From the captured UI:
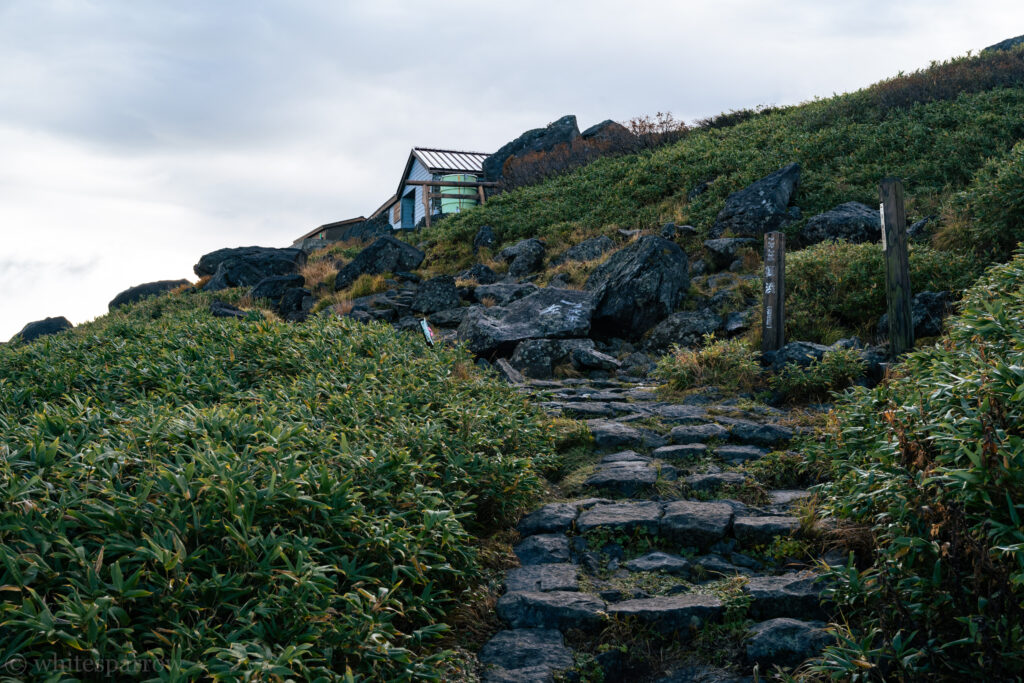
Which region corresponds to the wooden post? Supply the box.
[762,231,785,354]
[478,185,486,204]
[422,187,431,229]
[879,177,913,357]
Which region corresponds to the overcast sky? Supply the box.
[1,1,1021,339]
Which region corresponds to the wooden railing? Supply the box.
[402,179,499,228]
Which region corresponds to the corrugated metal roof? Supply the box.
[412,147,490,174]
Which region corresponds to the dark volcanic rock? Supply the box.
[703,238,757,271]
[411,275,460,314]
[587,419,667,450]
[800,201,881,246]
[710,163,801,238]
[517,503,580,536]
[514,534,572,565]
[479,629,573,673]
[200,247,308,292]
[746,618,833,668]
[458,263,499,285]
[510,338,595,379]
[10,316,73,343]
[580,119,636,147]
[484,115,580,181]
[500,238,546,278]
[277,288,313,322]
[607,594,723,636]
[334,237,425,290]
[474,225,497,253]
[660,501,734,548]
[109,279,190,311]
[585,235,689,336]
[644,310,722,351]
[733,516,800,545]
[250,274,305,302]
[475,282,539,305]
[427,307,468,328]
[194,246,307,278]
[576,501,663,534]
[763,341,832,372]
[744,572,828,620]
[624,552,692,576]
[554,235,615,265]
[505,564,579,593]
[878,290,953,340]
[496,591,605,631]
[210,300,247,319]
[457,288,595,356]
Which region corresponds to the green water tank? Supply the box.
[439,174,478,214]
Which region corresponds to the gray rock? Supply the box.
[607,594,723,635]
[576,501,663,534]
[744,572,827,620]
[768,490,811,506]
[457,288,595,356]
[670,423,729,444]
[484,114,580,181]
[686,472,747,491]
[690,554,753,579]
[483,665,555,683]
[571,346,621,371]
[250,274,305,302]
[745,618,833,668]
[496,591,605,631]
[427,307,469,328]
[475,282,539,305]
[580,119,636,146]
[624,552,691,576]
[660,501,734,548]
[733,516,800,545]
[907,215,937,242]
[210,300,247,319]
[555,235,615,265]
[500,238,546,278]
[703,238,757,271]
[334,237,424,290]
[511,338,595,379]
[410,275,460,314]
[505,564,579,593]
[801,201,881,246]
[457,263,499,285]
[600,450,649,463]
[473,225,497,253]
[514,534,572,565]
[878,290,953,340]
[655,665,753,683]
[584,461,676,496]
[109,279,190,311]
[585,235,689,337]
[644,310,723,351]
[620,352,656,377]
[194,245,306,278]
[278,287,313,322]
[653,443,709,461]
[715,444,769,464]
[495,358,526,385]
[548,273,571,288]
[10,316,73,343]
[479,629,573,673]
[517,503,579,536]
[763,341,832,372]
[724,310,752,335]
[710,163,801,238]
[724,420,793,447]
[587,419,667,450]
[651,404,709,423]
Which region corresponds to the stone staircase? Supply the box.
[476,377,835,682]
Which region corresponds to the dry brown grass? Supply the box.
[348,273,391,298]
[449,360,476,381]
[195,275,211,289]
[300,259,338,297]
[169,281,194,295]
[479,296,497,308]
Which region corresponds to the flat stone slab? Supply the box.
[517,503,579,536]
[624,551,691,576]
[744,571,828,620]
[505,564,580,593]
[601,450,650,463]
[746,618,833,668]
[769,489,812,506]
[548,401,615,418]
[479,628,574,672]
[733,516,800,545]
[715,444,769,463]
[670,423,729,444]
[649,404,709,423]
[686,472,747,491]
[652,443,708,461]
[607,594,723,635]
[576,501,663,534]
[585,460,677,496]
[515,534,571,565]
[661,501,734,548]
[690,554,755,579]
[721,418,793,446]
[497,591,606,631]
[484,665,556,683]
[587,419,667,450]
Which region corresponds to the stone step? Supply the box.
[745,618,833,669]
[583,451,677,496]
[479,628,574,683]
[744,571,830,620]
[587,419,668,450]
[606,593,723,636]
[496,591,606,631]
[669,420,793,448]
[505,564,580,593]
[514,534,572,565]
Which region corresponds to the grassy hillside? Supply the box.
[804,248,1024,680]
[0,292,553,680]
[421,47,1024,283]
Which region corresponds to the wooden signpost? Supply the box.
[879,177,914,357]
[762,231,785,354]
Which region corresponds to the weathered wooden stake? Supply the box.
[879,177,914,357]
[762,231,785,354]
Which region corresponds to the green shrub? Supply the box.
[939,140,1024,263]
[785,241,981,343]
[0,297,550,680]
[770,347,866,403]
[653,335,760,394]
[806,249,1024,679]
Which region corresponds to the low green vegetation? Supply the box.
[0,292,553,680]
[654,335,760,395]
[769,347,866,403]
[806,249,1024,680]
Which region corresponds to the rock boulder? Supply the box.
[484,115,580,181]
[334,237,425,290]
[457,288,595,356]
[710,163,801,238]
[109,280,190,311]
[800,201,881,246]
